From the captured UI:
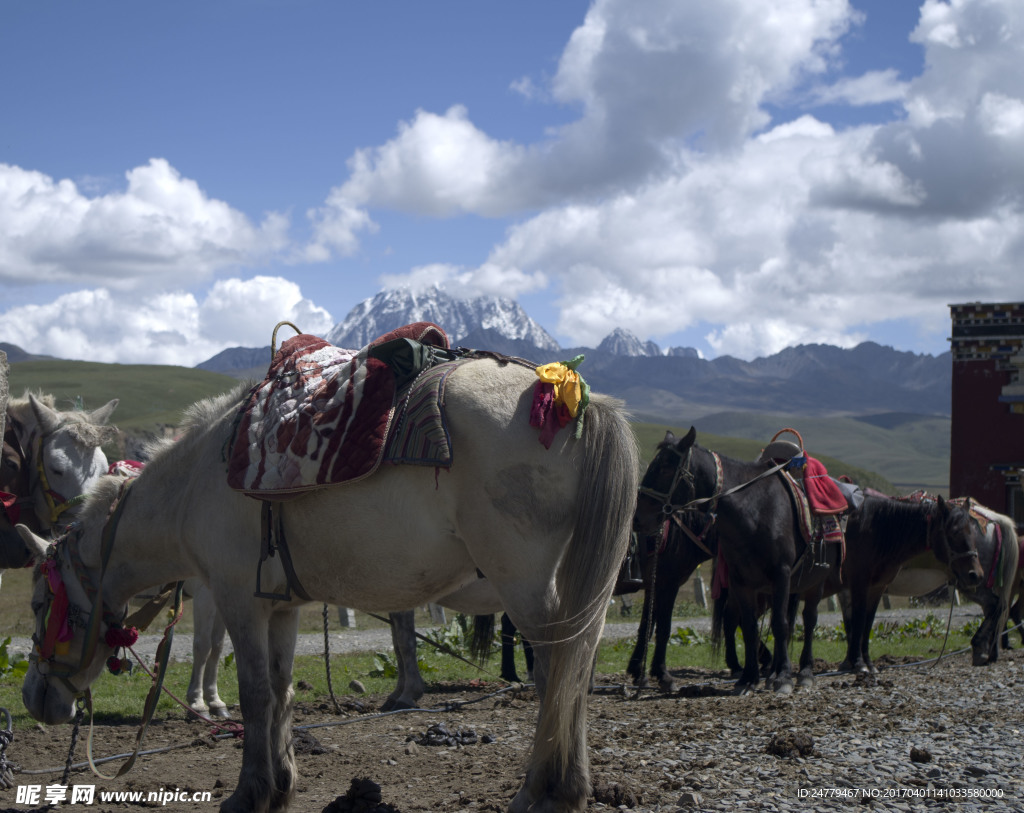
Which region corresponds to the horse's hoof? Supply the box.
[210,705,232,719]
[658,677,678,693]
[732,682,755,697]
[797,671,815,689]
[774,681,794,696]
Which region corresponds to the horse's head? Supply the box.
[9,394,119,530]
[929,496,984,592]
[634,426,698,537]
[17,521,128,725]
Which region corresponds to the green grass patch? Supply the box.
[0,616,981,731]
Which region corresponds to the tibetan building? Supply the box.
[949,301,1024,530]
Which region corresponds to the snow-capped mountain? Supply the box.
[326,286,560,352]
[597,328,662,357]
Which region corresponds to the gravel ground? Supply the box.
[7,602,1024,812]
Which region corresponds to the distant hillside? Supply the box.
[0,342,56,363]
[196,346,271,381]
[676,411,950,493]
[8,360,238,436]
[632,423,896,494]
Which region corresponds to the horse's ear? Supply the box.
[29,393,61,436]
[678,426,697,451]
[662,430,676,445]
[89,399,119,426]
[14,523,49,564]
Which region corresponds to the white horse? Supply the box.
[18,359,639,813]
[0,393,117,579]
[7,392,118,532]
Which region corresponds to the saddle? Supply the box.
[758,428,851,591]
[226,322,455,499]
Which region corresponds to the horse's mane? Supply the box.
[8,389,118,447]
[859,494,937,544]
[78,384,252,525]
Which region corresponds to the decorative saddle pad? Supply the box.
[781,470,846,545]
[227,322,449,498]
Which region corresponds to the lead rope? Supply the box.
[931,589,957,668]
[322,603,341,714]
[61,701,85,786]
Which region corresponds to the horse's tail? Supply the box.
[529,396,639,793]
[468,614,496,663]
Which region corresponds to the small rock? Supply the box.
[592,781,639,808]
[296,679,314,691]
[321,777,399,813]
[349,680,367,694]
[766,731,814,758]
[677,790,702,806]
[910,747,932,763]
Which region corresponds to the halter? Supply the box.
[637,443,697,517]
[32,434,89,527]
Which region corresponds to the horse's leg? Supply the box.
[381,610,424,711]
[192,584,230,718]
[858,589,885,674]
[650,579,683,691]
[767,568,794,695]
[733,587,761,695]
[839,584,870,673]
[187,594,212,716]
[797,586,823,688]
[217,603,278,813]
[522,634,535,681]
[721,593,743,679]
[500,613,523,682]
[267,608,299,813]
[967,589,999,666]
[626,593,653,686]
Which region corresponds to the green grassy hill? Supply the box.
[8,360,240,433]
[631,422,896,494]
[686,411,948,493]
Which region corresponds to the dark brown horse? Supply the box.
[719,491,986,680]
[635,427,834,694]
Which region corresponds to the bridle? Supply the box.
[927,499,981,570]
[8,414,90,528]
[30,478,140,691]
[33,434,90,527]
[31,527,122,696]
[29,477,185,780]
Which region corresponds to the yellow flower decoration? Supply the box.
[535,355,590,437]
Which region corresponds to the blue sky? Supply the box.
[1,0,1022,365]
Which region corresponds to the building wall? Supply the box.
[949,302,1024,528]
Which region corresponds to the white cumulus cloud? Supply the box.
[0,159,289,287]
[0,277,333,366]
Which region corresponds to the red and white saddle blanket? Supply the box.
[226,322,450,499]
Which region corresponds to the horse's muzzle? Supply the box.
[958,570,983,591]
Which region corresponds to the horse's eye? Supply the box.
[50,468,65,477]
